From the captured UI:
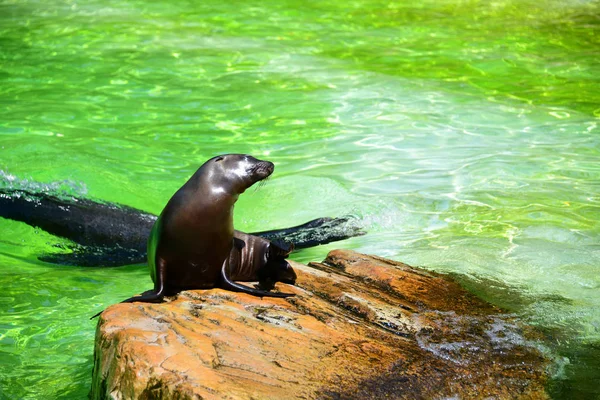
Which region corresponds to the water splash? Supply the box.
[0,170,88,199]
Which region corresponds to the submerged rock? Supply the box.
[90,250,550,399]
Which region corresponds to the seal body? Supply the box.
[107,154,295,310]
[223,231,296,294]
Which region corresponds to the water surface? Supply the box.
[1,0,599,398]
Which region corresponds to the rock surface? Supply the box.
[90,250,550,399]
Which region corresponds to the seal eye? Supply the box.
[214,156,224,162]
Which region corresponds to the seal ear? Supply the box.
[268,240,294,259]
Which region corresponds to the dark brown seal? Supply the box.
[91,154,295,318]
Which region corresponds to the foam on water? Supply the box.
[0,170,88,198]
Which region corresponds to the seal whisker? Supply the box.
[261,175,271,186]
[254,177,268,192]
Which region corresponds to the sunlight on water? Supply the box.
[1,0,599,398]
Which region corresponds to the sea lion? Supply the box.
[91,154,295,318]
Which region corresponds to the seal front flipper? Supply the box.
[90,258,167,319]
[89,290,165,320]
[220,260,295,298]
[121,255,168,304]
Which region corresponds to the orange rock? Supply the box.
[90,250,549,399]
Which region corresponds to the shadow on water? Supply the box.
[448,272,574,312]
[54,355,95,400]
[449,273,600,399]
[547,342,600,400]
[0,354,93,400]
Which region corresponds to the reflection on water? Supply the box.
[1,0,599,398]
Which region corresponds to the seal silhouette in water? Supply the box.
[0,186,363,267]
[91,154,295,318]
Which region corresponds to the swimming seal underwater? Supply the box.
[0,188,362,267]
[90,154,298,318]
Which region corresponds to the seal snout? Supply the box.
[252,161,274,181]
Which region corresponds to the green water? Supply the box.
[1,0,599,398]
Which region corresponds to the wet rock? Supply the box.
[90,250,550,399]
